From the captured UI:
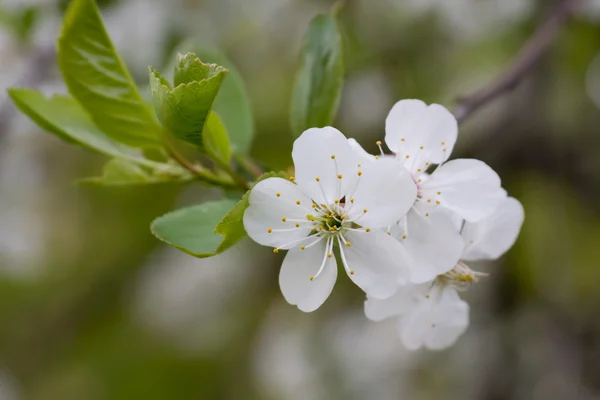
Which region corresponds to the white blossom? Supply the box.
[365,196,525,350]
[243,127,418,312]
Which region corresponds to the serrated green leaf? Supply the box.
[150,53,227,147]
[151,199,239,258]
[202,111,231,166]
[79,158,192,186]
[191,46,255,154]
[8,88,141,160]
[58,0,162,147]
[290,11,344,138]
[214,171,288,253]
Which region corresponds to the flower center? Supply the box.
[435,260,488,291]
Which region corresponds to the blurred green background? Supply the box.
[1,0,600,399]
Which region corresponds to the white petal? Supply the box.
[243,178,314,249]
[421,159,505,222]
[346,157,417,228]
[279,239,337,312]
[348,138,378,164]
[292,127,359,205]
[397,285,469,350]
[385,99,457,174]
[341,229,412,299]
[364,284,419,322]
[392,208,464,283]
[461,196,525,261]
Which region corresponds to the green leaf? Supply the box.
[58,0,162,147]
[150,53,227,147]
[290,11,345,138]
[151,199,239,258]
[8,88,140,160]
[80,159,192,186]
[214,171,288,253]
[202,111,231,166]
[191,46,255,154]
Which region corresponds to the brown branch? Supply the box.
[453,0,580,124]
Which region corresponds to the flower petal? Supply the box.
[392,208,464,283]
[421,159,505,222]
[385,99,457,174]
[346,157,417,228]
[341,229,412,298]
[279,238,338,312]
[243,178,314,249]
[364,284,419,322]
[461,196,525,261]
[397,285,469,350]
[348,138,378,164]
[292,127,359,205]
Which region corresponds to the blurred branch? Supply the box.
[453,0,580,124]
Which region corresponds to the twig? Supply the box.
[453,0,580,124]
[233,152,263,179]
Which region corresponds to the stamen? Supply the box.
[336,236,354,276]
[337,174,342,179]
[289,176,295,182]
[296,200,301,205]
[357,171,362,176]
[376,140,384,156]
[276,192,281,197]
[273,248,278,253]
[267,228,272,233]
[331,155,336,159]
[402,235,407,239]
[310,237,333,281]
[281,217,287,222]
[366,228,371,232]
[315,177,320,182]
[295,223,300,228]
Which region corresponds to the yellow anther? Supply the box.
[420,146,424,150]
[337,174,343,179]
[301,245,306,250]
[282,217,287,222]
[276,192,281,197]
[376,140,382,146]
[357,164,361,167]
[418,179,422,183]
[425,213,429,217]
[375,155,380,159]
[312,203,317,208]
[366,228,371,232]
[289,176,295,182]
[273,248,279,253]
[316,177,320,182]
[417,168,422,172]
[268,228,272,233]
[296,200,301,205]
[309,276,314,281]
[437,191,441,195]
[345,241,351,246]
[405,154,410,159]
[295,223,300,228]
[331,154,336,159]
[321,204,327,208]
[329,227,335,232]
[350,198,355,203]
[402,235,407,239]
[443,148,447,151]
[358,171,363,176]
[341,215,346,220]
[386,232,391,236]
[425,162,430,166]
[312,227,317,232]
[441,141,445,145]
[436,200,440,205]
[401,138,405,142]
[427,199,431,203]
[363,209,368,213]
[327,253,332,258]
[426,294,430,299]
[349,269,355,275]
[334,199,339,204]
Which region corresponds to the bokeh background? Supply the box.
[1,0,600,398]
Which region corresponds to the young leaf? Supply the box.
[150,54,227,147]
[151,199,239,258]
[80,159,192,186]
[58,0,162,147]
[8,88,141,160]
[192,46,255,154]
[290,10,344,138]
[202,111,231,166]
[214,171,288,253]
